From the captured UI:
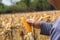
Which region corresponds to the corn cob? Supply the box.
[21,17,32,33]
[43,15,50,19]
[38,15,50,21]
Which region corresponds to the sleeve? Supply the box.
[40,22,53,35]
[50,18,60,40]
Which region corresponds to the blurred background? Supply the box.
[0,0,55,13]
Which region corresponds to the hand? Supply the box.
[26,18,40,26]
[26,19,36,25]
[26,18,41,29]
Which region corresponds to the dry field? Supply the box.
[0,10,60,40]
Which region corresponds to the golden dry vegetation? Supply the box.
[0,11,60,40]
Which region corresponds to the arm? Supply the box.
[26,15,51,29]
[27,19,53,35]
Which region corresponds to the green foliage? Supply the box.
[14,1,28,12]
[29,0,39,11]
[0,6,10,13]
[0,0,2,3]
[0,0,55,13]
[21,0,31,7]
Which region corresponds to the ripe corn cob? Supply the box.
[38,15,50,21]
[21,17,32,33]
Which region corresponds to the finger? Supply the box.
[26,19,35,24]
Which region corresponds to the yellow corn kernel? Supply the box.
[43,15,50,19]
[21,17,32,33]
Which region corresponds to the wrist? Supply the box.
[33,21,40,26]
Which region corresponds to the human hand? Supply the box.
[26,19,36,25]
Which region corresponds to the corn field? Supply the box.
[0,10,60,40]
